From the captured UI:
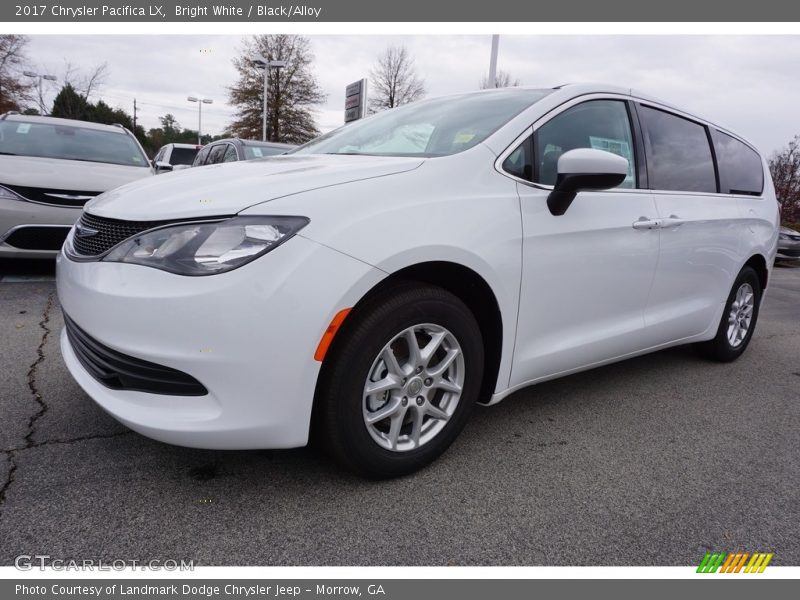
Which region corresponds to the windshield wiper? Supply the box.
[0,152,17,155]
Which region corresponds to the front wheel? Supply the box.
[314,283,484,478]
[695,266,762,362]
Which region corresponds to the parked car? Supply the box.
[0,113,152,258]
[57,84,779,477]
[776,225,800,262]
[152,142,201,174]
[191,138,294,167]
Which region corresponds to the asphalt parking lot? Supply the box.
[0,259,798,566]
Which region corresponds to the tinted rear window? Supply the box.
[170,147,198,166]
[639,106,716,193]
[711,130,763,195]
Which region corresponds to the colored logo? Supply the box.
[697,552,773,573]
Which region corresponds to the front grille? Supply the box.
[71,212,172,257]
[3,184,100,207]
[64,314,207,396]
[779,247,800,257]
[3,226,71,250]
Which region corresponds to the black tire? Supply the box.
[313,282,484,478]
[695,266,762,362]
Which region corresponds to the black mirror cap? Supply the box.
[546,171,627,216]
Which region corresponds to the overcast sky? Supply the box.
[25,34,800,155]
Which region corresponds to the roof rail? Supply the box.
[1,111,20,119]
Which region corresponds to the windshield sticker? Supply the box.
[132,155,142,162]
[251,148,263,157]
[589,136,634,185]
[16,123,31,134]
[454,133,476,144]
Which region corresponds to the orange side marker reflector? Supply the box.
[314,308,352,362]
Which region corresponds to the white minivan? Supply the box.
[56,84,779,477]
[0,114,153,258]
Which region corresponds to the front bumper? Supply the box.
[57,233,384,449]
[776,239,800,261]
[1,197,79,258]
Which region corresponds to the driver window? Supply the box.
[534,100,636,188]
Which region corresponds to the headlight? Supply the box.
[0,185,26,202]
[102,216,309,276]
[779,233,789,240]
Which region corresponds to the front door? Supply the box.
[508,98,661,387]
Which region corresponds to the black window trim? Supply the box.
[627,100,649,191]
[706,125,722,194]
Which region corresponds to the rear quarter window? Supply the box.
[711,130,763,195]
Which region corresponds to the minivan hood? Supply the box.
[86,154,425,220]
[0,155,151,192]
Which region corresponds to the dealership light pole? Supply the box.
[23,70,57,114]
[251,55,287,142]
[187,96,213,145]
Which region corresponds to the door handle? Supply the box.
[660,215,686,228]
[632,218,661,230]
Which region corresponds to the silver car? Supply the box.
[0,113,152,258]
[777,225,800,262]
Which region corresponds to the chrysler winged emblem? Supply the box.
[74,223,99,238]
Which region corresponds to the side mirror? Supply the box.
[547,148,628,216]
[154,161,173,173]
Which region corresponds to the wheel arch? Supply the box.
[743,253,769,292]
[314,261,505,408]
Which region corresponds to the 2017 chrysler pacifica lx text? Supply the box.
[56,84,779,477]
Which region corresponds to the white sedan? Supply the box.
[56,83,779,477]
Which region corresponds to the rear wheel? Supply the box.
[314,283,484,478]
[695,266,762,362]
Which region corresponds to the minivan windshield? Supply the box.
[292,88,552,158]
[0,120,148,167]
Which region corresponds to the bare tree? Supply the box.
[0,34,33,113]
[368,45,426,113]
[480,69,521,89]
[769,135,800,225]
[228,35,325,143]
[25,61,108,114]
[62,61,108,99]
